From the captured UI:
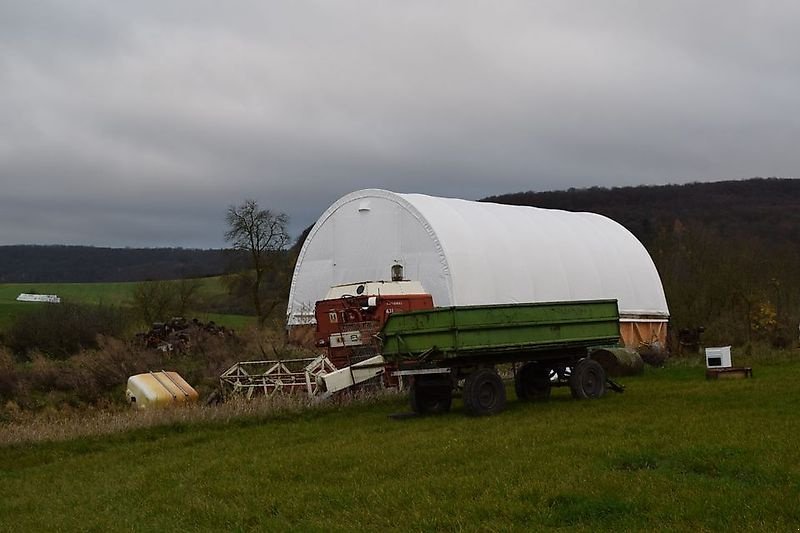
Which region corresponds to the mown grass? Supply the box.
[1,359,799,531]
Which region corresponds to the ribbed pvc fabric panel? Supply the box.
[287,189,669,325]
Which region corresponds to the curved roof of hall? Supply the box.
[287,189,668,325]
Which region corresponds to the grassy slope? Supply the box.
[0,281,138,304]
[0,279,256,330]
[0,282,133,330]
[1,361,799,531]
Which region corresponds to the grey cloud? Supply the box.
[1,1,799,247]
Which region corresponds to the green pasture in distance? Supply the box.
[0,302,23,331]
[0,277,230,306]
[195,312,257,330]
[0,283,128,332]
[0,278,253,331]
[2,360,799,531]
[0,281,138,307]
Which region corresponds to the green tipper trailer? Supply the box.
[380,299,627,416]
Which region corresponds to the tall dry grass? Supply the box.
[0,321,401,446]
[0,387,400,447]
[0,323,317,415]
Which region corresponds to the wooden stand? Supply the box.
[705,367,753,380]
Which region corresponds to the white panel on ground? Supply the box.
[16,293,61,303]
[319,355,386,394]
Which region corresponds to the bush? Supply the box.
[7,338,168,410]
[67,337,166,403]
[0,320,310,413]
[7,303,131,360]
[0,348,19,400]
[131,279,202,326]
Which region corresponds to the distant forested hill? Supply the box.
[0,246,235,283]
[484,178,800,347]
[3,178,798,348]
[483,178,800,246]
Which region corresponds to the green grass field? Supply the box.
[0,279,256,331]
[0,282,135,330]
[1,360,799,531]
[0,281,139,305]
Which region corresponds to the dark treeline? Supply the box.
[484,177,800,348]
[483,177,800,245]
[3,178,799,348]
[0,246,238,283]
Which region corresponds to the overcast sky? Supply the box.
[1,1,799,247]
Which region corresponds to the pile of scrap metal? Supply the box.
[135,317,234,353]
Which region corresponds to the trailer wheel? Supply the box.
[409,378,452,415]
[569,358,607,399]
[515,363,551,401]
[463,368,506,416]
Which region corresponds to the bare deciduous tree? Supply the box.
[225,199,290,325]
[131,279,201,325]
[132,281,177,326]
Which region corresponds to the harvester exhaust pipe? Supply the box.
[391,263,404,281]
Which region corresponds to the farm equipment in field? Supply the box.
[219,356,337,399]
[216,278,433,401]
[126,371,198,409]
[224,275,636,411]
[380,299,632,416]
[218,354,389,400]
[311,279,434,388]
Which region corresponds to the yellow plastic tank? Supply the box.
[126,371,198,409]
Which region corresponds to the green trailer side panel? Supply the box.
[380,300,620,360]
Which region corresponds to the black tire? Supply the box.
[463,368,507,416]
[569,358,607,399]
[514,363,552,401]
[409,378,452,415]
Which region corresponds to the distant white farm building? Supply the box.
[16,293,61,304]
[288,189,669,349]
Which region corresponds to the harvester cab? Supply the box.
[313,280,434,392]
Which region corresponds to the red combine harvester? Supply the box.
[313,280,433,387]
[218,275,433,400]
